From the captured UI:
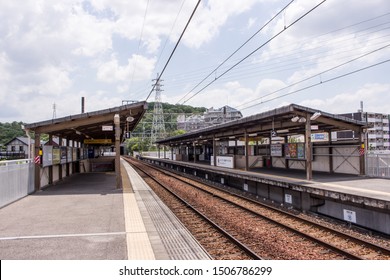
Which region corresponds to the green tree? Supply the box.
[171,129,186,137]
[133,102,207,136]
[126,137,151,155]
[0,121,26,148]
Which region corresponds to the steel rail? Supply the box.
[124,157,263,260]
[135,157,390,260]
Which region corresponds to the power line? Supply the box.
[241,59,390,111]
[154,0,186,72]
[236,43,390,109]
[165,28,390,89]
[129,0,150,90]
[181,0,327,104]
[145,0,202,101]
[134,11,390,101]
[175,0,295,104]
[220,28,390,82]
[163,13,390,88]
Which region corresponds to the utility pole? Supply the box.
[52,103,57,119]
[150,73,166,145]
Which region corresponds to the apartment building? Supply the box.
[334,112,390,151]
[177,106,243,132]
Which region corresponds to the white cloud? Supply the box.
[97,54,156,83]
[299,83,390,114]
[224,81,241,90]
[255,78,286,96]
[181,0,261,48]
[247,17,257,29]
[33,65,73,96]
[1,0,389,124]
[0,52,11,83]
[67,5,114,57]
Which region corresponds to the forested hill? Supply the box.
[0,121,26,146]
[133,102,207,136]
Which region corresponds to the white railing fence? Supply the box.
[0,159,34,208]
[366,154,390,178]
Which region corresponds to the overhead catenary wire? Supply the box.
[163,13,390,88]
[175,0,295,104]
[161,26,390,91]
[133,12,389,101]
[131,0,186,101]
[145,0,202,101]
[180,0,327,104]
[240,58,390,111]
[129,0,151,91]
[236,43,390,110]
[154,0,186,73]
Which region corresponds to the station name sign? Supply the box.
[84,139,112,144]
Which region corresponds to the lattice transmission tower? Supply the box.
[150,73,166,145]
[52,103,57,119]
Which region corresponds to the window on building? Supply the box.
[11,146,15,152]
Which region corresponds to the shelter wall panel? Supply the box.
[288,160,305,170]
[248,156,264,168]
[235,155,246,169]
[313,147,330,172]
[41,167,50,187]
[332,147,360,175]
[272,157,286,168]
[53,165,60,182]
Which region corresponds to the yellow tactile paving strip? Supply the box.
[121,160,155,260]
[120,158,210,260]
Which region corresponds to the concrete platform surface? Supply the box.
[0,173,126,259]
[0,162,210,260]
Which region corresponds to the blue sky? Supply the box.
[1,0,389,123]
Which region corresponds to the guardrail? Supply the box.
[0,159,34,208]
[0,151,26,160]
[366,154,390,178]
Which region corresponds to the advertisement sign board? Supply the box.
[60,147,67,164]
[52,147,61,165]
[67,147,73,162]
[216,156,234,169]
[42,146,53,167]
[271,144,283,157]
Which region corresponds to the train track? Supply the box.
[123,157,262,260]
[125,156,390,260]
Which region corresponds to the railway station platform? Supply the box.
[0,160,210,260]
[141,156,390,235]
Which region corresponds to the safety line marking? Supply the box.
[0,231,126,241]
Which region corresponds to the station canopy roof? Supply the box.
[25,101,148,143]
[156,103,368,145]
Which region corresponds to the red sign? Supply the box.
[359,148,365,156]
[34,156,41,164]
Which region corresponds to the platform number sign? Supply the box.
[343,209,356,223]
[285,194,292,204]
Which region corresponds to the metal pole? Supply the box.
[305,113,312,180]
[193,142,196,163]
[114,114,122,189]
[34,133,41,191]
[245,130,249,171]
[213,135,217,166]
